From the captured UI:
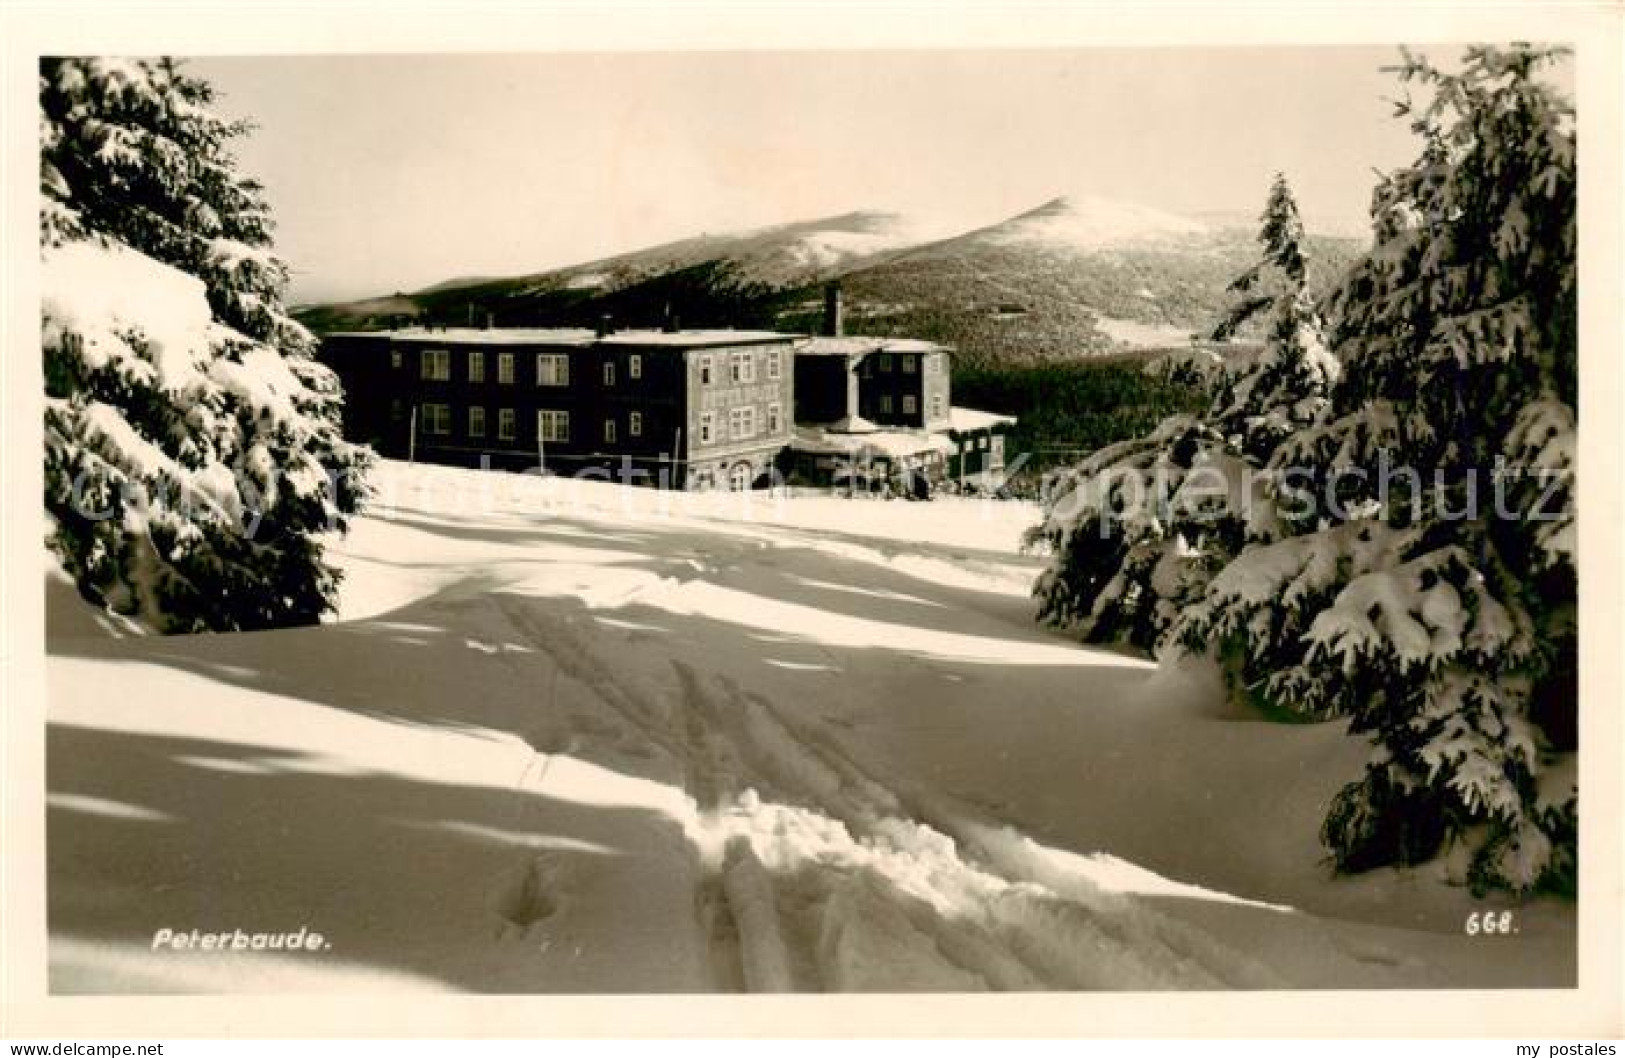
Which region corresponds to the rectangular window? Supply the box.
[903,395,917,415]
[902,355,917,374]
[731,406,756,440]
[699,411,715,444]
[629,354,642,380]
[421,349,450,381]
[931,394,945,419]
[699,355,714,385]
[498,353,515,384]
[390,350,403,369]
[421,403,451,435]
[498,408,516,440]
[468,405,486,437]
[878,353,893,373]
[537,409,570,443]
[879,394,894,414]
[603,361,616,386]
[604,418,617,444]
[730,352,756,384]
[629,411,643,437]
[537,353,570,387]
[767,402,782,434]
[468,351,486,383]
[767,349,782,380]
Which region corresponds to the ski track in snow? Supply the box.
[478,560,1281,990]
[48,463,1574,992]
[344,471,1521,992]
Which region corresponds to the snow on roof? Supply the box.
[325,326,799,349]
[947,406,1017,432]
[598,329,800,348]
[824,414,881,434]
[798,336,950,357]
[792,425,956,460]
[326,327,596,345]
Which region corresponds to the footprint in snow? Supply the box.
[493,852,573,931]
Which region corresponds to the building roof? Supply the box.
[947,406,1018,432]
[797,336,950,357]
[324,326,801,350]
[600,329,801,348]
[824,414,881,434]
[326,327,596,345]
[791,425,956,460]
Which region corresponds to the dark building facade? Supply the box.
[794,336,953,431]
[321,285,1015,494]
[320,326,798,489]
[786,349,1013,491]
[786,286,1010,490]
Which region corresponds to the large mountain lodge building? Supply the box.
[320,289,1013,492]
[321,324,795,489]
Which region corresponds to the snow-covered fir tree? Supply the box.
[1028,174,1331,650]
[1032,46,1574,894]
[42,58,371,632]
[1174,45,1577,893]
[1208,174,1342,463]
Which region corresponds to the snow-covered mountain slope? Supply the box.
[46,461,1572,994]
[296,197,1364,363]
[525,209,958,294]
[754,210,966,276]
[297,209,957,334]
[979,194,1212,251]
[819,200,1360,362]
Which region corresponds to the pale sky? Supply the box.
[192,48,1428,305]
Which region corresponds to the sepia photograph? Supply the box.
[5,0,1623,1042]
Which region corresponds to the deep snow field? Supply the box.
[44,460,1575,992]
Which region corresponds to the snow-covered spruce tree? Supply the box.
[1028,175,1332,651]
[42,58,371,632]
[1175,46,1576,893]
[1208,174,1342,464]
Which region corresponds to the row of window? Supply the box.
[413,348,530,384]
[416,403,793,448]
[419,403,525,440]
[690,463,758,492]
[416,400,954,447]
[407,348,784,388]
[419,404,596,443]
[696,403,782,445]
[697,349,782,385]
[411,349,651,386]
[863,352,940,376]
[692,349,780,386]
[868,393,946,418]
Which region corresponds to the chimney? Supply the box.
[822,282,844,338]
[596,313,615,339]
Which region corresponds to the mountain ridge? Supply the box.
[297,194,1366,365]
